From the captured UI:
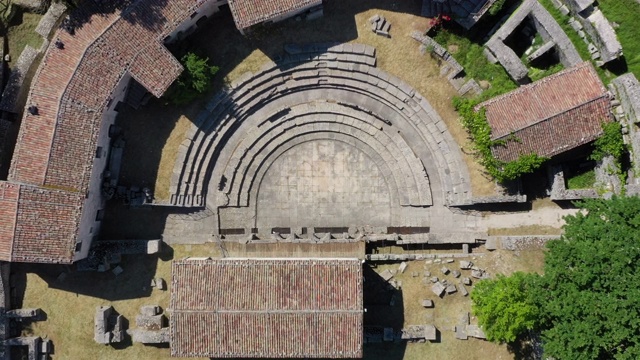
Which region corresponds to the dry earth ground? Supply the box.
[17,243,546,359]
[116,0,496,203]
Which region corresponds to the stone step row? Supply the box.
[170,46,470,207]
[219,100,431,207]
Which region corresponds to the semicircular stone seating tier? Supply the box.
[168,43,472,213]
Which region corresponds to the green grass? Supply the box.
[528,62,564,82]
[6,10,43,68]
[597,0,640,79]
[566,169,596,189]
[434,29,518,99]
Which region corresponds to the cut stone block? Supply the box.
[458,284,469,296]
[398,262,408,273]
[452,270,461,278]
[140,305,160,317]
[112,266,123,276]
[383,327,394,342]
[440,267,450,275]
[431,282,446,296]
[421,299,434,308]
[379,269,394,281]
[445,284,457,294]
[459,260,473,269]
[462,277,472,286]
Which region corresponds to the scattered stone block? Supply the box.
[445,259,454,263]
[430,276,439,283]
[440,267,450,275]
[112,266,123,276]
[379,269,394,281]
[423,271,431,277]
[147,240,161,254]
[462,277,472,286]
[411,271,419,277]
[471,269,484,279]
[431,282,446,297]
[136,314,165,330]
[421,299,434,308]
[452,270,461,278]
[455,325,468,339]
[445,284,457,294]
[459,260,473,269]
[398,262,408,273]
[467,325,487,339]
[129,328,170,344]
[140,305,160,317]
[154,277,166,290]
[458,284,469,296]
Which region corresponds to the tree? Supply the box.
[168,52,219,105]
[537,196,640,360]
[471,272,541,343]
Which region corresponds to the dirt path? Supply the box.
[480,207,579,230]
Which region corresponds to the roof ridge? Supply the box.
[491,94,610,141]
[477,61,596,110]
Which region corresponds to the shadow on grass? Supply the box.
[11,243,175,302]
[507,331,544,360]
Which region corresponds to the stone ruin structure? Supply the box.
[128,305,170,344]
[485,0,582,84]
[94,306,125,345]
[552,0,622,65]
[611,74,640,195]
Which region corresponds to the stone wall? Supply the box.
[485,0,581,83]
[611,74,640,184]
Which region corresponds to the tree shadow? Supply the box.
[507,331,544,360]
[61,0,169,34]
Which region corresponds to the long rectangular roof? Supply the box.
[228,0,322,30]
[170,258,364,358]
[477,62,611,162]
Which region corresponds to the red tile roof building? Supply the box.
[170,258,364,358]
[0,0,222,263]
[228,0,322,32]
[477,62,612,162]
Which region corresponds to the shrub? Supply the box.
[168,52,219,105]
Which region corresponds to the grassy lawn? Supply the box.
[566,168,596,189]
[433,28,517,100]
[596,0,640,79]
[116,0,497,202]
[18,242,547,359]
[6,9,43,67]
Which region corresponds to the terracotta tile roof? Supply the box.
[2,0,206,263]
[0,181,84,263]
[228,0,322,30]
[170,258,364,358]
[477,62,612,162]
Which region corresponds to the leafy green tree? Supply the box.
[538,196,640,360]
[169,52,219,105]
[471,272,541,343]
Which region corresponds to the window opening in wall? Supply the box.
[75,242,82,252]
[96,146,103,158]
[190,11,198,19]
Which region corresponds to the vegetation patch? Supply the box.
[433,29,518,100]
[473,196,640,358]
[566,168,596,189]
[590,121,627,184]
[166,52,219,105]
[453,97,547,182]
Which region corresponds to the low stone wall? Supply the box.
[548,165,599,200]
[611,73,640,182]
[411,31,483,97]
